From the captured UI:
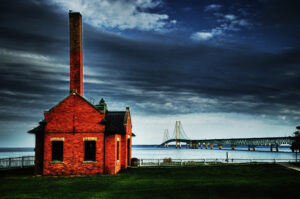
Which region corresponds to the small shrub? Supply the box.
[131,158,139,166]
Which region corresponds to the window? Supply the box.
[127,138,130,164]
[84,141,96,161]
[117,140,120,161]
[52,141,63,161]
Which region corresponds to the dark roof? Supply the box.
[104,111,127,135]
[28,120,46,134]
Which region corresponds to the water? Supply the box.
[0,146,297,161]
[0,148,34,158]
[132,145,297,161]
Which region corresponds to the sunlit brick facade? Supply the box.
[28,12,133,175]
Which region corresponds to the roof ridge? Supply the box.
[46,92,102,115]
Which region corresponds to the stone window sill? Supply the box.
[83,161,97,164]
[50,161,64,164]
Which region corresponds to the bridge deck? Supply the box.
[161,136,294,146]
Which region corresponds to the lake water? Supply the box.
[0,145,297,161]
[133,145,297,161]
[0,148,34,158]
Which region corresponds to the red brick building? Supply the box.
[28,12,133,175]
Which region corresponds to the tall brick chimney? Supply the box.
[69,11,83,96]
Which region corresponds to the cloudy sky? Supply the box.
[0,0,299,147]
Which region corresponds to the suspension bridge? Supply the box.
[161,121,296,152]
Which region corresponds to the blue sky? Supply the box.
[0,0,299,146]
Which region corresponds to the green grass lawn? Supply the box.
[0,164,299,199]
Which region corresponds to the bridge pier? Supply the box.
[189,141,199,149]
[231,145,236,150]
[164,143,168,148]
[205,143,208,149]
[248,145,255,151]
[176,142,182,149]
[200,143,203,149]
[270,145,279,152]
[210,144,214,150]
[218,145,222,150]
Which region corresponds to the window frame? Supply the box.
[51,141,63,162]
[84,140,96,162]
[117,140,120,161]
[127,137,130,164]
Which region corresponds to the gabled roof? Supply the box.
[28,91,133,136]
[46,91,102,115]
[104,111,127,135]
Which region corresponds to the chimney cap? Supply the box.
[69,11,82,16]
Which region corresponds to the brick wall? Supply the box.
[43,94,106,175]
[104,134,122,174]
[40,93,130,175]
[121,113,132,169]
[43,133,104,175]
[126,112,132,167]
[121,134,127,169]
[44,94,104,133]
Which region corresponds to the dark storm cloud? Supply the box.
[0,0,299,133]
[0,0,70,125]
[258,0,300,24]
[83,31,300,122]
[0,0,69,55]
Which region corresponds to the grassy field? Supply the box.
[0,164,300,199]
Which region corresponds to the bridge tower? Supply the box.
[161,121,189,148]
[175,121,182,148]
[163,129,169,148]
